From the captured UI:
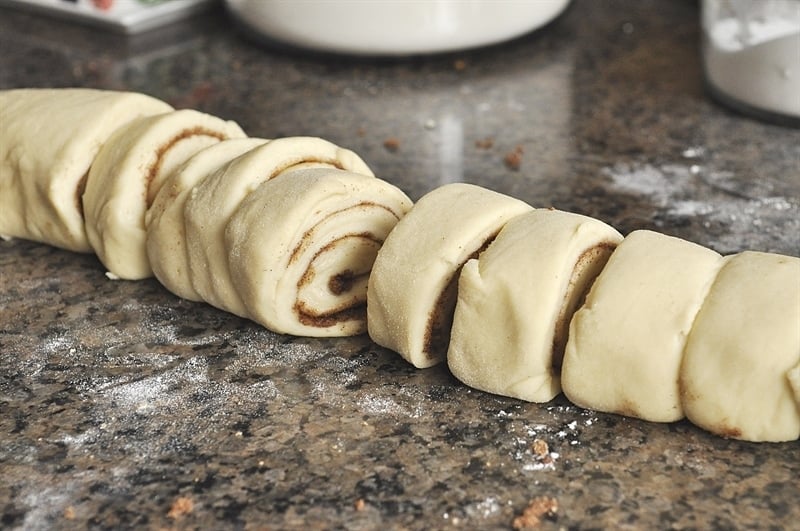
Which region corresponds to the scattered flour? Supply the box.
[602,160,800,254]
[356,394,416,417]
[463,496,504,519]
[21,487,73,531]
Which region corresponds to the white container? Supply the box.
[702,0,800,124]
[225,0,571,55]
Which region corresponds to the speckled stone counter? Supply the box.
[1,1,798,529]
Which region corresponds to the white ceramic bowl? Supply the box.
[225,0,571,55]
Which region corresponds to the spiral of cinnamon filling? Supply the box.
[184,136,375,319]
[82,109,246,280]
[293,230,382,329]
[225,167,412,336]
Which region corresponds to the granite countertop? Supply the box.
[1,1,798,529]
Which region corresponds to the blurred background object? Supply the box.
[702,0,800,125]
[224,0,572,55]
[0,0,215,33]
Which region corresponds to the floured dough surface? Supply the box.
[184,136,374,318]
[146,138,268,301]
[681,251,800,442]
[0,88,173,252]
[562,230,723,423]
[367,183,533,368]
[82,109,246,280]
[226,167,412,336]
[448,209,622,403]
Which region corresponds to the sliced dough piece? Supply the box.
[0,88,173,252]
[146,138,269,301]
[447,209,622,403]
[226,167,412,336]
[681,251,800,442]
[184,136,373,318]
[561,230,723,423]
[82,109,246,280]
[367,183,533,368]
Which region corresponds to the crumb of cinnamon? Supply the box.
[63,506,76,520]
[357,126,367,137]
[512,497,558,529]
[454,59,467,71]
[354,498,366,511]
[532,438,549,457]
[504,145,524,171]
[383,137,401,152]
[167,496,194,519]
[475,137,494,149]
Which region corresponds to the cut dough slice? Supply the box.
[0,88,173,252]
[82,109,246,280]
[184,136,373,318]
[226,167,412,336]
[447,209,622,403]
[561,230,723,423]
[367,183,533,368]
[681,251,800,442]
[146,138,269,301]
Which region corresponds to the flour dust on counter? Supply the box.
[2,235,798,531]
[602,159,800,255]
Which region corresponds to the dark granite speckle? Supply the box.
[1,1,799,529]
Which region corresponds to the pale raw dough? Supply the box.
[225,167,412,336]
[184,136,374,318]
[0,88,173,251]
[367,183,533,368]
[82,109,246,280]
[561,230,723,423]
[146,138,269,301]
[681,251,800,442]
[447,209,622,403]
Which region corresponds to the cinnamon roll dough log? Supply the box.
[447,209,622,403]
[82,109,246,280]
[367,183,533,368]
[681,251,800,442]
[0,88,173,252]
[184,136,374,318]
[226,167,412,336]
[146,138,268,301]
[562,230,723,423]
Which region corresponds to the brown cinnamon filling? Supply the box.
[288,202,397,266]
[145,127,227,208]
[294,230,384,328]
[716,425,743,439]
[551,241,617,368]
[75,170,89,218]
[294,302,366,328]
[423,233,498,359]
[268,157,347,190]
[678,385,742,438]
[329,270,357,295]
